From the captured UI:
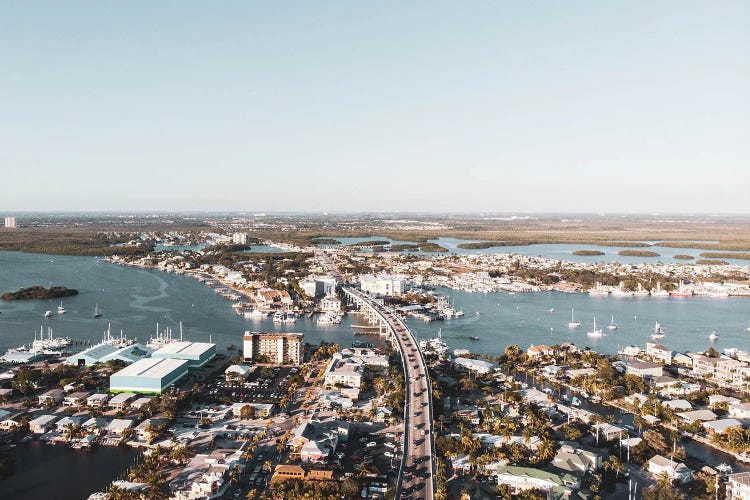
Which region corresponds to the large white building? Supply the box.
[300,276,337,298]
[359,274,406,296]
[4,217,16,229]
[323,358,364,389]
[232,232,249,245]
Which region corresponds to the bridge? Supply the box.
[342,287,437,500]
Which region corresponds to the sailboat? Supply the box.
[57,301,66,314]
[709,331,719,341]
[607,314,618,331]
[94,304,102,318]
[568,308,581,328]
[587,317,603,337]
[651,322,665,339]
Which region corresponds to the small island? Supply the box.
[573,250,605,256]
[419,242,449,252]
[618,250,660,257]
[456,241,507,249]
[2,286,79,301]
[311,238,341,245]
[696,259,729,266]
[389,244,420,252]
[700,252,750,261]
[673,254,695,260]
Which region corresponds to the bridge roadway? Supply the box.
[342,287,436,500]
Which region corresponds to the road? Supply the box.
[342,287,436,500]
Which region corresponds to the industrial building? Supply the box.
[66,343,153,367]
[150,342,216,368]
[109,358,189,394]
[243,332,303,365]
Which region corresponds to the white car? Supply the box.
[384,451,395,458]
[366,441,377,448]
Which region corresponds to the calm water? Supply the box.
[319,236,750,266]
[0,251,365,354]
[407,288,750,356]
[0,442,139,499]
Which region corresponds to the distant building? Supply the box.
[299,276,337,298]
[647,455,692,484]
[359,274,406,296]
[646,342,672,364]
[320,294,341,312]
[4,217,16,229]
[243,331,303,365]
[324,358,364,390]
[453,357,497,375]
[624,360,663,379]
[66,343,153,367]
[232,232,249,245]
[150,341,216,369]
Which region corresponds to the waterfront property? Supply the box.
[66,343,153,366]
[242,331,304,365]
[150,341,216,368]
[109,358,190,394]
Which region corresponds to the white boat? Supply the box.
[273,311,296,324]
[607,314,618,331]
[651,321,665,339]
[57,301,66,314]
[31,326,72,351]
[709,331,719,341]
[548,308,555,313]
[571,396,582,407]
[101,324,135,347]
[588,282,610,296]
[650,282,669,297]
[244,309,269,319]
[147,322,183,349]
[317,311,343,325]
[587,317,603,337]
[568,308,581,328]
[44,310,53,318]
[633,283,650,297]
[94,304,102,318]
[738,452,750,464]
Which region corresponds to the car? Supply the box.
[420,429,426,435]
[385,432,395,438]
[366,441,377,448]
[384,451,395,458]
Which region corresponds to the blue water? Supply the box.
[316,235,750,265]
[0,252,371,355]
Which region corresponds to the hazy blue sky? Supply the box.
[1,1,748,213]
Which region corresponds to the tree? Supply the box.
[240,405,256,420]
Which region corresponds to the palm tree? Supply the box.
[536,438,557,462]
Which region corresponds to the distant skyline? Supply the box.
[2,1,748,213]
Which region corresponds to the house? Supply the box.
[56,416,84,432]
[29,414,57,434]
[690,354,718,377]
[0,409,25,430]
[453,357,497,375]
[131,397,153,410]
[708,395,740,408]
[663,399,693,411]
[592,423,627,441]
[676,409,717,424]
[703,419,743,434]
[225,364,252,382]
[493,465,580,499]
[38,389,64,406]
[565,368,595,379]
[63,391,90,407]
[109,392,136,411]
[648,455,692,484]
[542,365,565,378]
[82,417,109,433]
[290,420,339,463]
[527,345,554,359]
[550,445,601,476]
[624,393,648,406]
[726,471,750,500]
[375,407,393,423]
[87,393,109,408]
[135,417,169,441]
[728,402,750,419]
[646,342,672,364]
[108,418,134,437]
[625,360,663,379]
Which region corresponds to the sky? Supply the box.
[1,1,748,213]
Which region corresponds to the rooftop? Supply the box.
[112,358,189,379]
[152,341,215,356]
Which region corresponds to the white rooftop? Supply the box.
[113,357,189,379]
[152,341,214,356]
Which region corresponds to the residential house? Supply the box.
[493,465,580,499]
[109,392,136,411]
[726,471,750,500]
[592,423,627,442]
[550,445,601,476]
[646,342,672,365]
[527,345,554,359]
[225,364,252,382]
[647,455,692,484]
[728,402,750,419]
[0,409,25,430]
[38,389,64,406]
[703,419,743,434]
[87,393,109,408]
[676,409,717,424]
[663,399,693,411]
[29,414,57,434]
[625,360,663,379]
[63,391,90,408]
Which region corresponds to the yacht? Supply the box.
[273,311,297,324]
[650,282,669,297]
[147,322,184,349]
[31,326,72,351]
[709,331,719,342]
[607,314,618,331]
[94,304,102,318]
[44,310,53,318]
[244,309,269,319]
[651,322,665,339]
[317,311,343,325]
[101,324,135,347]
[611,282,633,297]
[587,317,603,337]
[57,302,66,314]
[568,308,581,328]
[633,283,650,297]
[469,336,480,341]
[419,329,449,357]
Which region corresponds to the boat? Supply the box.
[317,311,343,325]
[633,283,650,297]
[548,308,555,313]
[31,326,72,351]
[419,329,449,357]
[568,308,581,328]
[244,309,269,319]
[607,314,618,331]
[469,336,480,341]
[44,310,53,318]
[147,322,183,349]
[709,331,719,342]
[587,317,603,337]
[670,280,692,297]
[738,452,750,464]
[94,304,102,318]
[57,301,66,314]
[101,324,135,347]
[746,327,750,332]
[651,321,665,339]
[571,396,582,407]
[650,282,669,297]
[273,311,297,324]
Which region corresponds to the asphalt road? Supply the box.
[343,288,436,500]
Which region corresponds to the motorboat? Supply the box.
[709,332,719,342]
[568,308,581,328]
[57,302,66,314]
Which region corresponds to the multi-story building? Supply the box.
[323,358,364,389]
[243,331,303,365]
[726,471,750,499]
[359,274,406,296]
[646,342,672,365]
[231,232,248,245]
[4,217,16,228]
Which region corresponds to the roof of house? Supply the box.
[703,419,743,433]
